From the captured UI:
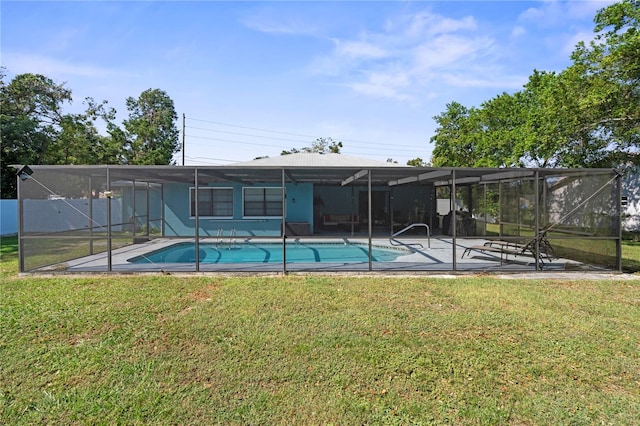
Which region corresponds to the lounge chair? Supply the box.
[462,226,555,266]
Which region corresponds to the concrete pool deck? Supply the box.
[42,236,609,274]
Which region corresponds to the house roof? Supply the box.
[231,153,409,169]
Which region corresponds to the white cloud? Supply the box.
[386,10,477,38]
[310,9,512,101]
[348,70,412,101]
[333,39,389,60]
[559,30,598,55]
[565,0,617,20]
[519,0,617,27]
[3,52,125,80]
[515,1,617,70]
[413,35,495,71]
[511,26,526,38]
[241,11,319,36]
[519,1,565,26]
[442,72,527,89]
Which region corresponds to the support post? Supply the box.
[499,182,503,238]
[107,167,112,272]
[132,179,136,239]
[535,170,541,271]
[483,183,487,236]
[390,188,394,237]
[182,113,186,166]
[351,186,355,236]
[89,175,94,255]
[282,169,287,274]
[17,173,25,273]
[368,170,372,271]
[616,171,623,272]
[146,181,150,237]
[161,183,165,236]
[452,170,457,271]
[195,168,200,272]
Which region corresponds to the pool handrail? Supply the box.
[390,223,431,249]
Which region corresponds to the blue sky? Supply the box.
[1,0,614,165]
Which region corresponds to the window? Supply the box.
[243,187,282,217]
[190,187,233,218]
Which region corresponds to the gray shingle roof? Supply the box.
[231,153,409,168]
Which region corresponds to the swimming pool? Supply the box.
[128,242,409,264]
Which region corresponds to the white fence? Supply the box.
[22,199,123,233]
[623,167,640,232]
[1,200,18,236]
[1,199,123,235]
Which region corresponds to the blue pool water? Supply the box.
[128,242,408,264]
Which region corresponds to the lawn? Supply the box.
[1,235,639,424]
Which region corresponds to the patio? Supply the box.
[30,235,597,274]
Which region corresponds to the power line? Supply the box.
[186,126,309,144]
[189,117,318,139]
[187,116,427,150]
[185,133,425,154]
[184,156,239,164]
[186,134,291,149]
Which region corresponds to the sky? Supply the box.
[1,0,616,166]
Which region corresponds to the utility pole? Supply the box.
[182,113,186,166]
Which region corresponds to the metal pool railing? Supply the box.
[390,223,431,249]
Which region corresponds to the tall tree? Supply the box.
[44,98,123,165]
[122,89,179,165]
[0,71,72,198]
[429,0,639,168]
[475,92,528,167]
[430,102,478,167]
[564,0,640,167]
[518,70,572,167]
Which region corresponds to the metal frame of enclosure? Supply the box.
[16,164,623,273]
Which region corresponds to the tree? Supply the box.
[281,137,343,155]
[0,71,72,198]
[564,0,640,167]
[122,89,179,165]
[406,158,426,166]
[474,92,528,167]
[429,102,477,167]
[428,0,639,168]
[44,98,123,165]
[517,70,572,167]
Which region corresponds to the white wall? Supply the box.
[22,199,123,233]
[623,167,640,232]
[0,200,18,236]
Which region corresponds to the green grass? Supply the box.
[2,235,640,424]
[623,240,640,272]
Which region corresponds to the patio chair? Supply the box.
[462,225,556,266]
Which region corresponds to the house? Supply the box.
[158,153,433,238]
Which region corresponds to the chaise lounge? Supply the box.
[462,227,556,266]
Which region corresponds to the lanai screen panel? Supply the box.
[497,178,538,238]
[543,171,620,270]
[19,166,109,272]
[17,165,621,273]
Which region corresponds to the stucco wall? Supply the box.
[163,182,313,237]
